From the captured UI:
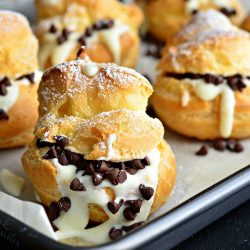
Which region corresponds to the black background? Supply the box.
[1,200,250,250]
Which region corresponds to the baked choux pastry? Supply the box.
[0,11,42,148]
[242,13,250,32]
[34,0,143,69]
[22,49,176,245]
[136,0,245,41]
[152,10,250,140]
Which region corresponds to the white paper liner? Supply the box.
[0,0,249,244]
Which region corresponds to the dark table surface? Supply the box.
[1,200,250,250]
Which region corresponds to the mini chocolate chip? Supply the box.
[78,36,86,46]
[125,199,142,213]
[204,74,216,83]
[106,168,119,185]
[58,152,69,165]
[0,109,8,120]
[47,202,60,221]
[57,35,67,45]
[125,167,138,175]
[227,77,239,91]
[141,156,150,166]
[122,222,144,232]
[118,170,127,184]
[84,27,93,37]
[85,163,95,175]
[95,161,110,173]
[62,28,70,38]
[113,162,126,170]
[51,222,59,232]
[213,139,225,152]
[131,159,144,169]
[64,150,81,164]
[102,19,114,29]
[43,146,58,159]
[58,197,71,212]
[107,199,124,214]
[70,178,86,191]
[109,227,123,240]
[17,73,35,84]
[195,145,208,156]
[139,184,154,200]
[220,7,237,17]
[57,28,70,45]
[214,75,224,85]
[36,139,55,148]
[93,20,103,30]
[0,77,11,88]
[49,24,57,33]
[123,207,137,221]
[0,84,7,95]
[54,135,69,148]
[233,142,244,153]
[92,172,104,186]
[226,139,236,151]
[192,9,198,15]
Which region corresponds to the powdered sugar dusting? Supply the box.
[40,60,152,108]
[168,10,250,70]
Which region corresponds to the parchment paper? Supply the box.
[0,0,249,242]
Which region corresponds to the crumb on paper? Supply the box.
[0,169,26,197]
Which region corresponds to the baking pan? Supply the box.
[0,0,250,249]
[1,164,249,250]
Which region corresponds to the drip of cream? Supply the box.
[39,21,130,69]
[81,63,100,77]
[0,71,42,113]
[97,134,117,161]
[186,78,250,138]
[51,147,160,244]
[186,0,231,13]
[181,90,191,107]
[97,23,130,64]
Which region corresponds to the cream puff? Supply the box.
[0,11,42,148]
[152,10,250,140]
[136,0,245,41]
[22,49,176,245]
[34,0,143,69]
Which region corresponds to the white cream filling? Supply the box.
[39,21,130,69]
[186,0,231,13]
[51,147,160,244]
[184,78,250,138]
[181,90,191,107]
[97,134,117,161]
[81,63,100,77]
[0,71,42,113]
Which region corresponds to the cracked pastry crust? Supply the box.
[152,10,250,140]
[22,54,176,245]
[0,11,40,148]
[136,0,244,41]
